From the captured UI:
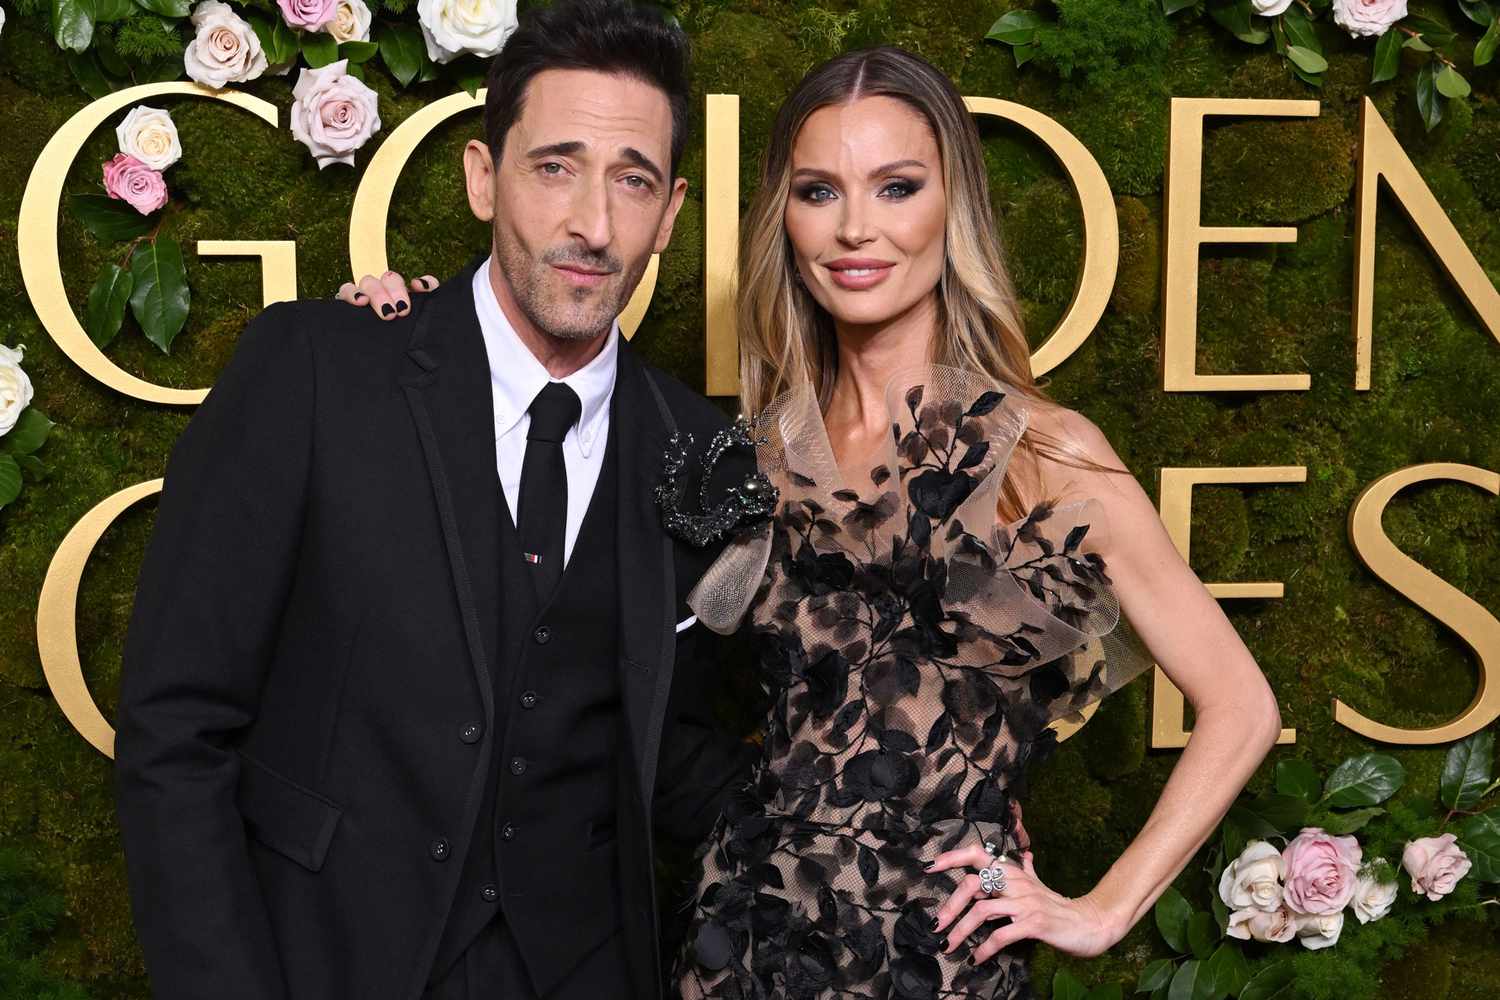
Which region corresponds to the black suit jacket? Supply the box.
[113,252,757,999]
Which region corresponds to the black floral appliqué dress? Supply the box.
[671,367,1154,1000]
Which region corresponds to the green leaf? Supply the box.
[1162,0,1198,14]
[1321,806,1384,834]
[67,50,120,99]
[1,407,55,456]
[129,238,191,354]
[132,0,190,16]
[1281,5,1319,53]
[1054,969,1089,1000]
[249,13,301,66]
[95,0,135,20]
[1209,0,1270,44]
[1275,759,1320,801]
[1089,984,1125,1000]
[85,262,134,349]
[1246,793,1309,832]
[1285,45,1328,74]
[16,454,50,481]
[52,0,96,53]
[1459,1,1494,27]
[1323,753,1405,807]
[1014,42,1038,67]
[1415,62,1445,131]
[1138,958,1175,993]
[0,454,22,508]
[1167,959,1210,1000]
[458,69,485,98]
[1441,731,1493,810]
[302,31,340,68]
[1460,810,1500,882]
[378,21,425,87]
[69,193,155,243]
[1155,886,1192,954]
[339,40,380,64]
[1406,14,1457,47]
[1239,961,1295,1000]
[1435,64,1470,98]
[985,10,1043,45]
[1206,942,1250,998]
[1186,911,1218,962]
[1478,19,1500,65]
[1372,29,1402,82]
[1403,35,1434,52]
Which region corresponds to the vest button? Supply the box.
[500,822,516,841]
[533,625,551,645]
[480,883,499,902]
[509,757,527,776]
[458,721,482,744]
[429,838,450,861]
[520,691,538,709]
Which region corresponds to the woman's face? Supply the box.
[783,95,947,331]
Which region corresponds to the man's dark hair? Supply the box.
[483,0,692,176]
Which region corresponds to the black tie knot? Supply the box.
[527,382,581,443]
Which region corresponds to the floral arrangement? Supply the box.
[987,1,1497,131]
[0,344,55,514]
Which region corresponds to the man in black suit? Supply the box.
[113,2,757,997]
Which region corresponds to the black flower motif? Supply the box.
[842,748,920,802]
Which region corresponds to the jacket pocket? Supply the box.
[235,749,344,873]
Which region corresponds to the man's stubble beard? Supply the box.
[492,221,651,343]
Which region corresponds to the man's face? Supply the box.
[463,68,687,342]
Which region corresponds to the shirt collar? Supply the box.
[471,258,618,458]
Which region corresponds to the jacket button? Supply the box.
[509,757,527,776]
[533,625,551,645]
[429,838,450,861]
[481,883,499,902]
[500,822,516,841]
[458,722,482,744]
[520,691,538,709]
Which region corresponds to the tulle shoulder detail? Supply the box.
[687,365,1153,735]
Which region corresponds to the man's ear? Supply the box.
[653,176,690,254]
[462,139,498,223]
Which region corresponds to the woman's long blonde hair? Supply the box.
[737,46,1124,522]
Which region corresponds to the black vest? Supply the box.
[428,415,623,985]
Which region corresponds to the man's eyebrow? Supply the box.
[791,159,929,180]
[525,141,586,159]
[620,147,664,184]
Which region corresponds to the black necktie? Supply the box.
[517,381,581,601]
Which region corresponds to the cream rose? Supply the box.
[289,60,382,169]
[115,106,182,172]
[1293,910,1344,950]
[0,344,34,439]
[1402,833,1472,901]
[1252,0,1295,14]
[1219,840,1286,911]
[1332,0,1409,37]
[325,0,372,43]
[1227,903,1297,943]
[1350,866,1398,923]
[1282,827,1361,915]
[183,0,269,89]
[417,0,517,64]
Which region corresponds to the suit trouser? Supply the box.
[422,913,631,1000]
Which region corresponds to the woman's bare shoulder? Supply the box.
[1020,398,1134,507]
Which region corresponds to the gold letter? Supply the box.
[1337,463,1500,742]
[1162,98,1316,392]
[349,89,658,340]
[704,94,740,397]
[1151,466,1303,748]
[18,83,282,406]
[1352,97,1500,390]
[37,480,164,758]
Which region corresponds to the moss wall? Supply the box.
[1,1,1498,997]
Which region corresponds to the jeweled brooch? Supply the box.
[654,415,779,548]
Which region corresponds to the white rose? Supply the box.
[1331,0,1409,38]
[183,0,269,89]
[0,344,35,439]
[1219,840,1286,911]
[1252,0,1295,14]
[325,0,372,43]
[417,0,517,65]
[1293,909,1344,950]
[1,7,7,41]
[1226,903,1297,943]
[1350,868,1398,923]
[290,59,382,169]
[115,106,182,172]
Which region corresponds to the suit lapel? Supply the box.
[398,251,505,725]
[612,340,677,807]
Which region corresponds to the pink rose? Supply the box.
[1402,833,1471,901]
[289,59,382,169]
[1226,903,1297,943]
[1331,0,1408,38]
[277,0,338,29]
[1281,827,1361,915]
[102,153,168,215]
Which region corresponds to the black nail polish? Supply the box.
[381,303,394,317]
[420,277,433,289]
[930,917,940,930]
[396,300,409,313]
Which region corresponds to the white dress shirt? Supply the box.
[471,260,618,568]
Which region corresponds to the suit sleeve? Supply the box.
[113,301,313,1000]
